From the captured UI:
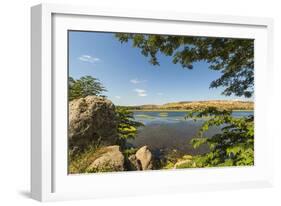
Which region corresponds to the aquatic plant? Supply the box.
[159,112,168,117]
[134,114,155,119]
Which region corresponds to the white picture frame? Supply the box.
[31,3,274,202]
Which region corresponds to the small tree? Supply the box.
[115,107,144,148]
[69,75,107,101]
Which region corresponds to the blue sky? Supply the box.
[69,31,250,106]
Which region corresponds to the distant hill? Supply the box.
[122,100,254,111]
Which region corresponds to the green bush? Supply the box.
[186,107,254,167]
[115,107,143,148]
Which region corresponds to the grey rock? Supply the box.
[86,145,125,172]
[128,154,142,170]
[69,96,118,149]
[135,146,153,170]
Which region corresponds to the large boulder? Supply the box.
[135,146,153,170]
[86,145,125,172]
[69,96,118,149]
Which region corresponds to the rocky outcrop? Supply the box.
[69,96,118,149]
[86,145,125,172]
[135,146,153,170]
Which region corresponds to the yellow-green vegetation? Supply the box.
[163,154,195,169]
[163,161,175,169]
[162,150,190,169]
[163,153,196,169]
[163,155,197,169]
[162,100,253,110]
[86,161,122,173]
[174,155,195,169]
[116,108,144,148]
[123,147,138,157]
[69,145,102,174]
[124,100,253,112]
[69,145,126,174]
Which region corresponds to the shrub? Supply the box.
[115,107,143,148]
[186,107,254,167]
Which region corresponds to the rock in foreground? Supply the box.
[135,146,153,170]
[69,96,118,149]
[86,145,125,172]
[128,154,142,171]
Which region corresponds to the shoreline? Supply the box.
[129,109,254,112]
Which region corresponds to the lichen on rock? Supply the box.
[86,145,125,172]
[69,96,118,150]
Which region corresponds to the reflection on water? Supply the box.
[129,111,253,155]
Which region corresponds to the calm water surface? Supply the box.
[129,111,253,155]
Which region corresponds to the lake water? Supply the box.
[129,111,253,156]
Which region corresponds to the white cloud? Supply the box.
[78,55,100,63]
[130,79,140,84]
[138,93,147,97]
[115,96,121,99]
[134,89,146,93]
[130,78,147,84]
[134,88,147,97]
[157,92,163,96]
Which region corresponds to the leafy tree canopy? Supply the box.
[69,75,107,101]
[115,34,254,98]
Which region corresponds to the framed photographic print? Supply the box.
[31,3,274,201]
